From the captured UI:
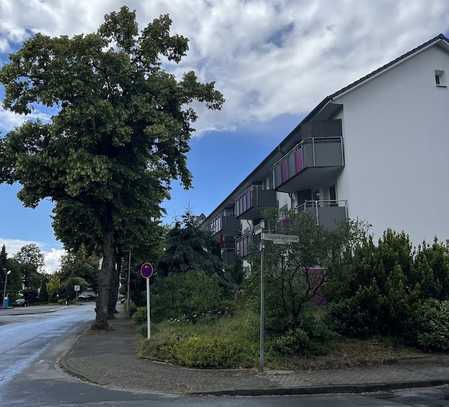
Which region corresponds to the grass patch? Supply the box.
[138,313,428,370]
[138,311,259,368]
[267,337,428,370]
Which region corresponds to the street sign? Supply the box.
[140,263,154,279]
[74,285,80,292]
[261,233,299,244]
[140,262,155,340]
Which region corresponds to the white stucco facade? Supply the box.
[335,44,449,245]
[204,35,449,263]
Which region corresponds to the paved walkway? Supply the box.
[61,312,449,395]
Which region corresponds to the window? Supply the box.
[435,70,447,87]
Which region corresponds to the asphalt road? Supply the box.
[0,305,448,406]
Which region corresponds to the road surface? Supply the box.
[0,305,448,406]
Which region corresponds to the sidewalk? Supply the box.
[60,311,449,395]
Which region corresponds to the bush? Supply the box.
[329,284,383,337]
[269,314,336,356]
[327,230,436,338]
[128,301,137,316]
[415,300,449,351]
[244,211,357,334]
[151,270,229,323]
[174,335,255,368]
[139,311,259,368]
[132,307,147,325]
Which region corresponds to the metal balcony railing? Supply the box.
[273,137,344,190]
[234,185,277,219]
[297,200,348,229]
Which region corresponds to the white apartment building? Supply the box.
[203,34,449,263]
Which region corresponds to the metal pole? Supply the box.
[146,277,151,340]
[126,249,131,315]
[2,272,8,306]
[259,241,265,372]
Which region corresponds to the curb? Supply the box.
[1,309,59,316]
[189,379,449,397]
[0,305,79,316]
[57,324,101,385]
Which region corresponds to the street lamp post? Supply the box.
[2,270,11,309]
[126,248,132,315]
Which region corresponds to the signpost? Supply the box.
[74,284,80,302]
[261,233,299,244]
[140,262,154,339]
[258,231,299,372]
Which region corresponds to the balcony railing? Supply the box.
[297,200,348,230]
[273,137,344,190]
[209,213,240,236]
[234,185,277,220]
[235,233,252,258]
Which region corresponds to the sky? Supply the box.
[1,0,449,272]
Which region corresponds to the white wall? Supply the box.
[277,191,291,210]
[335,45,449,246]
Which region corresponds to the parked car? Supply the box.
[78,290,97,301]
[14,298,26,307]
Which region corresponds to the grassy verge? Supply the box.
[137,312,427,370]
[138,312,258,368]
[266,337,427,370]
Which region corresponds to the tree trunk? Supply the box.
[92,224,114,330]
[108,257,120,319]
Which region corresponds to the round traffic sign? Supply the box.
[140,263,154,279]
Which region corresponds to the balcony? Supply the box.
[209,214,240,236]
[273,136,344,193]
[234,185,277,220]
[297,200,348,230]
[235,233,252,258]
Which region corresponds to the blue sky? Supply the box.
[1,0,449,271]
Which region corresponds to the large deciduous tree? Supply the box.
[14,244,45,289]
[0,7,224,328]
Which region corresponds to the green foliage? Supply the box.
[13,244,45,289]
[132,306,147,325]
[152,270,229,323]
[0,6,223,327]
[329,284,384,337]
[414,300,449,351]
[139,312,258,368]
[269,314,336,357]
[128,301,137,316]
[172,335,255,368]
[39,275,49,302]
[59,246,98,292]
[328,230,449,342]
[413,240,449,300]
[245,211,361,333]
[47,274,62,301]
[158,212,240,291]
[62,276,89,300]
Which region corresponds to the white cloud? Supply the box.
[0,0,449,134]
[0,237,64,274]
[0,107,52,134]
[43,248,65,274]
